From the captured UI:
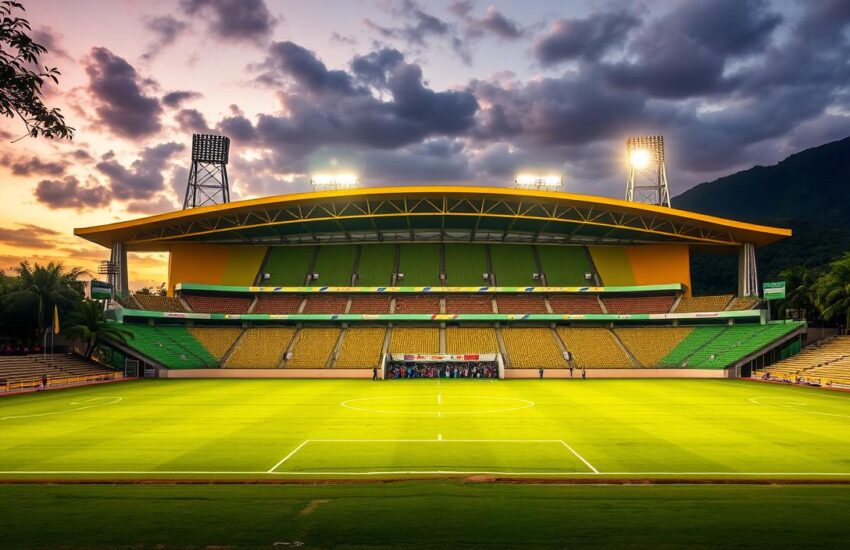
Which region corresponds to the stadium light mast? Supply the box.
[310,173,360,191]
[514,174,563,191]
[183,133,231,209]
[625,135,671,207]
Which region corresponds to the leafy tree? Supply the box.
[0,1,74,140]
[5,261,85,336]
[136,283,167,297]
[776,265,817,321]
[813,253,850,333]
[62,299,132,358]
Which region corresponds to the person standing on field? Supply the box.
[581,368,586,380]
[539,367,544,379]
[372,366,378,381]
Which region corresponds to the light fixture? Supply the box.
[310,173,360,190]
[514,174,563,190]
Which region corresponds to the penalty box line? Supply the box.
[266,438,600,474]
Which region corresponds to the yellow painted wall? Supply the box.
[221,246,268,286]
[628,244,691,293]
[167,244,267,294]
[588,246,635,286]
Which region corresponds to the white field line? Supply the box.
[559,440,599,473]
[749,396,850,419]
[1,397,122,421]
[267,440,310,473]
[3,470,848,477]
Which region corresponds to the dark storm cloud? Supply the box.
[534,10,639,64]
[162,90,202,108]
[84,47,163,138]
[33,176,110,210]
[175,109,210,132]
[96,142,184,200]
[179,0,276,44]
[142,16,188,60]
[360,138,471,184]
[260,41,357,94]
[1,155,67,177]
[351,48,404,87]
[217,114,256,142]
[0,223,62,249]
[364,0,450,47]
[451,3,523,40]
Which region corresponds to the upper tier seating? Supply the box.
[537,246,593,286]
[445,327,499,354]
[557,327,634,369]
[602,295,674,314]
[444,295,493,314]
[547,295,602,314]
[312,245,356,286]
[490,245,539,286]
[394,294,441,314]
[756,336,850,381]
[348,295,391,314]
[301,295,349,314]
[184,294,252,314]
[674,294,733,313]
[355,244,395,286]
[285,328,340,368]
[122,324,217,368]
[224,327,295,368]
[188,327,242,360]
[398,244,441,286]
[444,244,489,286]
[502,328,566,368]
[252,295,304,314]
[389,327,440,353]
[728,296,761,311]
[661,323,801,369]
[132,294,187,312]
[614,327,693,367]
[334,328,386,368]
[496,294,548,313]
[263,247,314,286]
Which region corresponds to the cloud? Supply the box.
[350,48,405,87]
[363,0,450,47]
[534,10,639,64]
[142,15,188,60]
[33,176,110,210]
[84,47,163,138]
[0,224,62,249]
[1,155,67,177]
[175,109,210,133]
[162,90,202,108]
[259,41,357,94]
[179,0,277,44]
[452,3,523,40]
[96,142,184,200]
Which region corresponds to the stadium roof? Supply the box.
[74,186,791,251]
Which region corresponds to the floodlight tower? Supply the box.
[183,134,231,209]
[625,135,671,207]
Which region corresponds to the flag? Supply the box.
[53,305,60,335]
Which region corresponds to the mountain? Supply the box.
[673,136,850,294]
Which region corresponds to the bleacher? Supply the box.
[301,295,349,314]
[188,327,242,360]
[223,327,295,368]
[558,327,634,369]
[728,296,761,310]
[398,243,441,286]
[674,295,734,313]
[756,336,850,383]
[661,323,801,368]
[132,294,187,312]
[184,294,252,314]
[334,328,386,368]
[537,246,593,286]
[801,357,850,386]
[547,295,602,314]
[388,327,440,353]
[502,328,566,368]
[602,295,674,314]
[348,295,391,314]
[445,327,499,354]
[614,327,693,367]
[490,245,538,286]
[252,294,304,314]
[262,246,314,286]
[312,245,356,286]
[121,324,217,368]
[0,354,115,391]
[496,294,548,313]
[444,295,493,314]
[285,328,340,368]
[394,295,441,314]
[355,244,395,286]
[444,244,489,286]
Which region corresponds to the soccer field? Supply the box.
[1,378,849,479]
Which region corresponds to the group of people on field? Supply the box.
[384,362,498,379]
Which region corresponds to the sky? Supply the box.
[1,0,848,289]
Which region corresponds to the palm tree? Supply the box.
[813,253,850,333]
[777,265,816,321]
[63,299,133,358]
[5,261,86,336]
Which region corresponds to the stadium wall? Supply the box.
[503,368,729,379]
[160,368,374,379]
[589,244,691,292]
[168,244,267,293]
[159,368,727,379]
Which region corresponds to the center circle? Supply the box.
[340,395,535,415]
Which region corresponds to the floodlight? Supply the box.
[629,149,651,169]
[311,173,360,190]
[624,135,671,207]
[514,173,563,190]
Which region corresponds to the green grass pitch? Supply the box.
[1,378,849,478]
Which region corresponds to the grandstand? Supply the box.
[489,245,538,286]
[348,295,391,314]
[445,327,499,354]
[444,294,494,314]
[675,294,734,313]
[223,327,295,368]
[756,336,850,386]
[285,328,340,368]
[394,294,441,314]
[389,327,440,354]
[502,328,566,368]
[398,243,440,286]
[355,244,395,286]
[537,245,594,286]
[302,295,349,314]
[614,327,693,367]
[132,294,187,312]
[547,295,602,314]
[312,245,356,286]
[0,354,116,392]
[602,295,674,314]
[187,327,242,360]
[558,327,634,369]
[444,244,489,285]
[253,294,304,314]
[184,294,251,314]
[334,328,386,368]
[495,294,548,313]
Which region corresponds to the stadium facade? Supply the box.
[74,186,803,379]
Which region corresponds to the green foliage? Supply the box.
[3,261,85,336]
[135,283,167,296]
[813,253,850,332]
[0,1,74,140]
[62,299,132,358]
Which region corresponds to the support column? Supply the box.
[110,241,129,299]
[737,243,758,298]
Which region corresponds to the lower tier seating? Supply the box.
[253,295,304,314]
[334,327,386,368]
[348,295,391,314]
[661,323,801,368]
[674,295,733,313]
[445,327,499,354]
[496,295,548,314]
[801,357,850,386]
[223,327,295,368]
[547,295,602,314]
[285,328,340,368]
[122,324,217,368]
[756,336,850,381]
[132,294,187,312]
[184,294,252,314]
[301,295,349,314]
[389,327,440,353]
[602,295,674,314]
[188,327,242,360]
[0,355,114,389]
[502,328,566,368]
[444,295,493,314]
[614,327,693,367]
[394,295,441,314]
[557,327,634,369]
